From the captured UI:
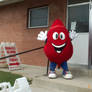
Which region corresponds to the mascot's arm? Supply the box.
[69,30,79,40]
[37,31,48,41]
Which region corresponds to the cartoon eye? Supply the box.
[53,32,58,40]
[60,32,65,40]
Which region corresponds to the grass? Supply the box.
[0,71,23,86]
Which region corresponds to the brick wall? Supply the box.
[0,0,67,66]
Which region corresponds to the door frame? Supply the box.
[66,0,91,68]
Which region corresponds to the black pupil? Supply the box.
[60,34,63,39]
[56,34,58,38]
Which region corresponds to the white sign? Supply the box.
[71,21,77,31]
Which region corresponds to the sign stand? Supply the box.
[0,42,22,70]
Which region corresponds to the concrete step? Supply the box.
[32,76,92,92]
[31,85,65,92]
[32,65,92,92]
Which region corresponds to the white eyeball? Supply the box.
[53,32,58,40]
[60,32,65,40]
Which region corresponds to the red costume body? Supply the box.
[44,19,73,66]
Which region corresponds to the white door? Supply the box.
[67,3,89,65]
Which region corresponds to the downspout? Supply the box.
[88,0,92,69]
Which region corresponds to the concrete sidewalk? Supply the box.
[0,64,92,92]
[0,64,47,79]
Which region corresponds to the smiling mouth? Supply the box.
[52,43,66,53]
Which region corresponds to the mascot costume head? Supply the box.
[44,19,73,66]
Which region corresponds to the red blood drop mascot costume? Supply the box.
[44,19,73,79]
[37,19,77,79]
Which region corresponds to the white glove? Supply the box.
[69,30,79,40]
[37,31,47,41]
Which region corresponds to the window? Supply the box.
[68,0,89,5]
[28,6,48,28]
[68,4,89,32]
[67,0,89,33]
